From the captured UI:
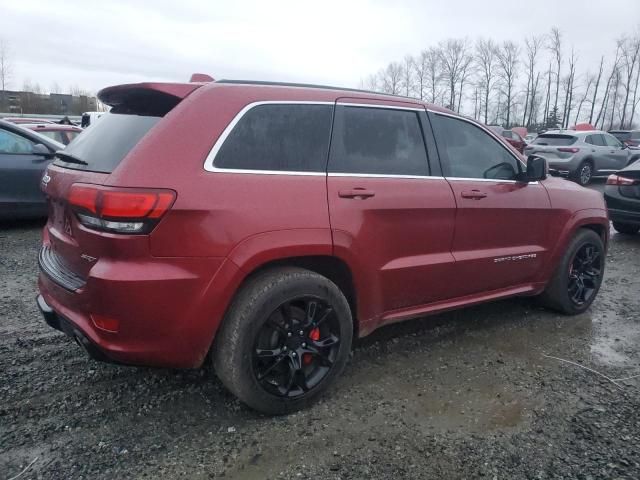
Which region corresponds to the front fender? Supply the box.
[540,208,609,282]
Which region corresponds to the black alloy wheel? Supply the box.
[567,243,603,306]
[252,297,340,398]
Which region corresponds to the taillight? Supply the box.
[557,147,579,153]
[606,174,639,186]
[68,183,176,234]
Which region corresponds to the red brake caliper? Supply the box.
[304,328,321,365]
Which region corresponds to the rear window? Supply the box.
[532,134,577,146]
[53,113,160,173]
[214,104,333,172]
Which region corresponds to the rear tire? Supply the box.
[613,222,640,235]
[572,161,593,186]
[540,229,605,315]
[213,267,353,415]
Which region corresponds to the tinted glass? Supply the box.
[589,134,606,146]
[632,132,640,140]
[329,106,428,176]
[501,131,514,139]
[215,104,333,172]
[603,134,622,147]
[39,131,67,145]
[54,113,160,173]
[432,115,520,180]
[0,129,34,154]
[532,134,577,146]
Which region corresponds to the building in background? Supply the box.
[0,90,97,115]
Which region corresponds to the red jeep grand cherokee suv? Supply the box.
[37,79,608,414]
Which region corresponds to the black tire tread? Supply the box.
[213,266,352,415]
[540,228,604,315]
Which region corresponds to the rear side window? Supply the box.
[586,134,605,146]
[532,134,577,146]
[0,129,34,154]
[54,113,160,173]
[214,104,333,172]
[329,106,429,176]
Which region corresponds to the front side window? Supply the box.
[0,129,34,154]
[603,134,623,148]
[214,104,333,172]
[329,106,429,176]
[431,115,521,180]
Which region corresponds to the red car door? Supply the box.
[430,112,552,297]
[327,99,457,325]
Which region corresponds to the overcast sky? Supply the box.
[0,0,638,95]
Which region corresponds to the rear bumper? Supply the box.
[37,252,243,368]
[607,208,640,225]
[37,294,114,363]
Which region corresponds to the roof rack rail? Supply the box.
[214,79,418,101]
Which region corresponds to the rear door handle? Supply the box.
[338,188,376,199]
[461,190,487,200]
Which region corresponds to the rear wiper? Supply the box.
[55,151,88,166]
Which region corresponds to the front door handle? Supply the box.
[461,190,487,200]
[338,188,376,199]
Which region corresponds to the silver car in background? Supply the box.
[524,130,640,186]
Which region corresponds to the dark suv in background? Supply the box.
[609,130,640,149]
[37,78,609,414]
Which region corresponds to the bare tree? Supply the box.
[0,38,12,94]
[439,39,471,111]
[548,27,563,123]
[589,57,605,124]
[596,45,622,128]
[425,46,442,104]
[414,50,429,100]
[618,35,640,128]
[475,38,498,124]
[522,35,543,126]
[561,48,577,128]
[574,75,594,125]
[496,40,520,126]
[380,62,403,95]
[630,44,640,127]
[401,55,414,97]
[527,72,541,126]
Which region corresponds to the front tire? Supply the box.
[613,222,640,235]
[213,267,353,415]
[540,229,605,315]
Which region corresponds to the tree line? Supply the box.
[361,27,640,132]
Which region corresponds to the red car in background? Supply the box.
[487,126,526,153]
[23,123,82,145]
[2,117,55,125]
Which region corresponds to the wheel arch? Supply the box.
[542,209,609,281]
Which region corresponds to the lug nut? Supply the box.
[302,342,307,348]
[299,330,304,336]
[287,332,292,337]
[283,346,287,351]
[292,352,297,357]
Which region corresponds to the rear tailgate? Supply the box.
[40,82,201,289]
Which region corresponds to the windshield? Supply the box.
[53,113,160,173]
[532,134,577,146]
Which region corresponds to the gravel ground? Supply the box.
[1,213,639,479]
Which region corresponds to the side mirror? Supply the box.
[524,155,547,182]
[32,143,54,158]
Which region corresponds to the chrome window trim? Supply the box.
[203,101,334,173]
[328,172,442,179]
[446,177,539,185]
[336,102,425,112]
